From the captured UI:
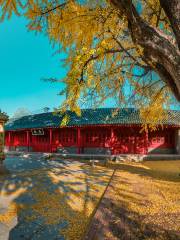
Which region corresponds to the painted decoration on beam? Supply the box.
[32,129,44,136]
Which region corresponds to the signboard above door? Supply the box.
[31,129,44,136]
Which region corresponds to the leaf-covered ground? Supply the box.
[0,157,113,240]
[1,157,180,240]
[86,160,180,240]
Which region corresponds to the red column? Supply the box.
[77,128,81,154]
[49,129,52,153]
[26,131,30,151]
[110,127,115,154]
[8,132,11,146]
[145,130,149,154]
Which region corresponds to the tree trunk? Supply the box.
[110,0,180,101]
[159,0,180,49]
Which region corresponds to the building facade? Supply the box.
[0,111,9,173]
[5,108,180,155]
[0,111,9,160]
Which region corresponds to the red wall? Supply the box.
[112,127,146,154]
[148,128,175,153]
[5,126,176,154]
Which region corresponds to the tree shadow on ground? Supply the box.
[109,175,179,240]
[86,172,180,240]
[0,156,112,240]
[95,199,180,240]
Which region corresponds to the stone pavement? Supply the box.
[0,156,113,240]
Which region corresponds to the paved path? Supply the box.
[0,156,113,240]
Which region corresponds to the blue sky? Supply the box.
[0,15,66,116]
[0,15,179,117]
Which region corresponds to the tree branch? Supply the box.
[110,0,180,101]
[159,0,180,49]
[40,2,67,16]
[79,48,124,83]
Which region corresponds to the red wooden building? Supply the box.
[5,108,180,155]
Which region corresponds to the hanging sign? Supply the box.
[31,129,44,136]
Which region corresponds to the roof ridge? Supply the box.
[5,108,180,131]
[9,107,180,118]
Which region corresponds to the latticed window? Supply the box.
[84,129,110,146]
[13,132,27,145]
[18,134,25,144]
[54,129,77,145]
[149,130,174,147]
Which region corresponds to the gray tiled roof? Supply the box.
[5,108,180,130]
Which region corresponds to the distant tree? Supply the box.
[0,0,179,127]
[12,108,31,119]
[43,107,50,113]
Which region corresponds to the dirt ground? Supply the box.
[85,160,180,240]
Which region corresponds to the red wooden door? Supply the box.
[113,127,137,154]
[30,131,51,152]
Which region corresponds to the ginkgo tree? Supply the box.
[0,0,179,127]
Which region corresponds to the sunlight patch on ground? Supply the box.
[0,188,26,225]
[108,160,180,181]
[143,160,180,173]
